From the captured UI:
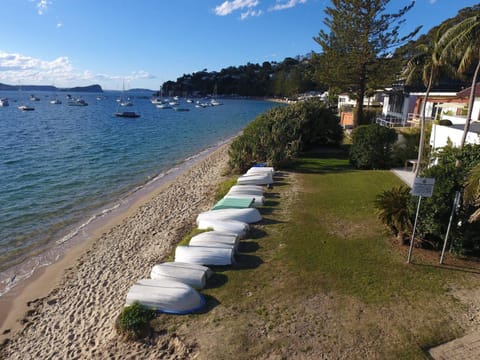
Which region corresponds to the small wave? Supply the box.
[0,251,60,297]
[56,202,120,245]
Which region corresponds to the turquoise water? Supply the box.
[0,91,275,293]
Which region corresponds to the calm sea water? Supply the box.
[0,90,275,295]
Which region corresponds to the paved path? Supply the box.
[429,332,480,359]
[391,168,415,187]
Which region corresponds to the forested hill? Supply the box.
[0,83,103,92]
[160,55,321,98]
[162,4,479,98]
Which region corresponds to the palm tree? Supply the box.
[374,186,412,243]
[438,15,480,148]
[403,25,451,176]
[464,163,480,222]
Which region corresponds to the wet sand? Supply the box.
[0,142,231,359]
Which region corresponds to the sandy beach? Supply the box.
[0,142,231,359]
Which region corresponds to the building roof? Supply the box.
[457,82,480,98]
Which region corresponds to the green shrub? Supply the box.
[228,99,343,172]
[374,185,412,243]
[116,302,157,341]
[349,124,398,169]
[392,128,421,167]
[412,144,480,253]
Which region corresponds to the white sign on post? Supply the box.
[411,177,435,197]
[407,177,436,264]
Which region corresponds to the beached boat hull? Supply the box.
[125,278,206,314]
[190,231,239,251]
[237,173,273,185]
[224,194,265,206]
[197,208,262,224]
[197,219,249,238]
[175,245,235,266]
[229,185,264,195]
[150,262,211,289]
[189,234,238,252]
[246,166,275,175]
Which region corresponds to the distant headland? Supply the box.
[0,83,103,93]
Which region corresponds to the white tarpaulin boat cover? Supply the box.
[197,219,249,238]
[190,231,239,250]
[125,278,205,314]
[224,194,265,206]
[197,208,262,224]
[237,173,273,185]
[150,262,212,289]
[175,245,235,266]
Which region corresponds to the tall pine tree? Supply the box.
[314,0,420,126]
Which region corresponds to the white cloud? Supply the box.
[240,9,263,20]
[214,0,259,16]
[0,51,154,87]
[35,0,51,15]
[429,0,437,4]
[56,21,63,28]
[269,0,307,12]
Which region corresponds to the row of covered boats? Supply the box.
[124,165,275,314]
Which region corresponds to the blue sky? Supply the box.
[0,0,478,90]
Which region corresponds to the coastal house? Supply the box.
[337,92,383,111]
[378,88,460,127]
[430,83,480,151]
[338,91,384,129]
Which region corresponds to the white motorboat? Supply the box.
[18,105,35,111]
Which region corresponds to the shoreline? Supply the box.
[0,138,232,299]
[0,140,233,356]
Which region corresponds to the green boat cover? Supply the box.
[212,197,254,210]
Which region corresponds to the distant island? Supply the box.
[0,83,103,93]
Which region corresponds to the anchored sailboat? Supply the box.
[114,81,140,118]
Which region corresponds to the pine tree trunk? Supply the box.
[355,65,367,128]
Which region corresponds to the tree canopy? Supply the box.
[313,0,420,126]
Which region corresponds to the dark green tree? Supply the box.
[314,0,420,126]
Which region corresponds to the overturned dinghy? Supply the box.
[125,278,205,314]
[197,219,249,238]
[197,208,262,224]
[190,231,239,251]
[212,197,254,210]
[175,245,235,266]
[150,262,212,289]
[246,166,275,175]
[237,173,273,186]
[228,185,264,195]
[224,194,265,207]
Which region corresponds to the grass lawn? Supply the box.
[152,155,480,359]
